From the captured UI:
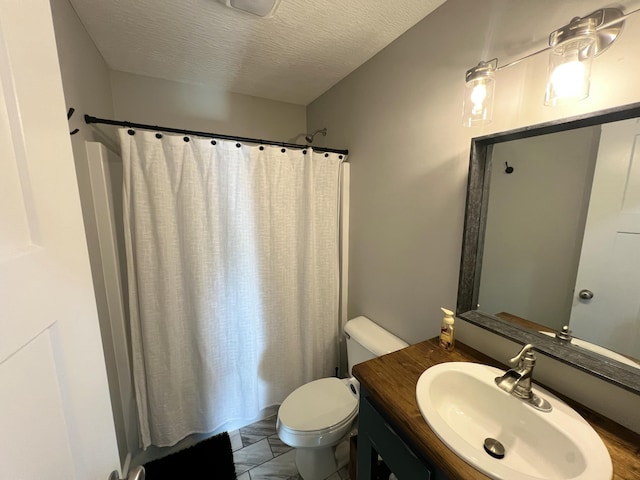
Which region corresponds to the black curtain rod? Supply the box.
[84,115,349,156]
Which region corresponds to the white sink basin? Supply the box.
[416,362,612,480]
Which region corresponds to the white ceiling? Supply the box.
[67,0,447,105]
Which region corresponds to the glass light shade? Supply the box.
[462,75,495,127]
[545,20,597,106]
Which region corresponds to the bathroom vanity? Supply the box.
[352,338,640,479]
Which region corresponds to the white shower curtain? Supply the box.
[119,129,344,448]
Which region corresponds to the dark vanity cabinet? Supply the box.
[356,388,447,479]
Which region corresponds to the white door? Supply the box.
[569,118,640,359]
[0,2,120,479]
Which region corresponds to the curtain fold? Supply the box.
[120,129,344,448]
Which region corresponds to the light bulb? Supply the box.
[549,61,586,100]
[470,84,487,115]
[462,60,496,127]
[545,16,597,107]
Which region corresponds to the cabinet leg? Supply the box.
[355,431,377,480]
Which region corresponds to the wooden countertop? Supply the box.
[352,338,640,480]
[495,311,555,333]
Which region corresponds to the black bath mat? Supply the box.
[143,432,236,479]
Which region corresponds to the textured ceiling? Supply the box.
[67,0,447,105]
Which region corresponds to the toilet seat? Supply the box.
[277,377,358,448]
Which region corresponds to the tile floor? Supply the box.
[230,413,350,480]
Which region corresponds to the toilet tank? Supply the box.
[344,316,408,375]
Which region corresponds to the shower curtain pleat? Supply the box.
[120,129,343,448]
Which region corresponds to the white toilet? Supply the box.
[276,316,408,480]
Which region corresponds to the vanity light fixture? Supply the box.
[462,59,497,127]
[545,9,625,106]
[462,7,629,126]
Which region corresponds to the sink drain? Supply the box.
[483,438,505,459]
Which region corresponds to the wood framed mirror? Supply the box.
[457,101,640,395]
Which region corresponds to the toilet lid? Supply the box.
[279,378,358,432]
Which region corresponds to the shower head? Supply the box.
[305,128,327,144]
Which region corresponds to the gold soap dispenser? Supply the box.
[439,307,455,351]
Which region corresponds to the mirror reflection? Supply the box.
[477,117,640,367]
[457,104,640,385]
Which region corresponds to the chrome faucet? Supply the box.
[495,344,552,412]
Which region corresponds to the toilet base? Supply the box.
[295,438,350,480]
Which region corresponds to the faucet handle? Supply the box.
[556,325,573,342]
[508,344,535,367]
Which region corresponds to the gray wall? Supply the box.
[307,0,640,342]
[308,0,640,342]
[307,0,640,432]
[110,71,307,142]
